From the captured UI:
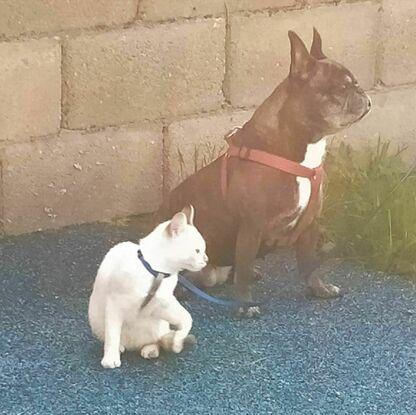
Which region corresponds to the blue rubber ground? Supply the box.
[0,220,415,414]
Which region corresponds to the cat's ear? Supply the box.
[167,212,187,237]
[181,205,194,225]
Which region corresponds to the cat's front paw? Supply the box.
[101,353,121,369]
[160,331,186,354]
[171,337,186,354]
[161,332,196,353]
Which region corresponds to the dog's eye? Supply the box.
[195,249,200,254]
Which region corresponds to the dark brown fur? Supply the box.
[160,29,371,314]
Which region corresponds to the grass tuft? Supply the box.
[177,142,226,181]
[322,139,416,277]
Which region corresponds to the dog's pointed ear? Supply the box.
[288,30,315,80]
[167,212,187,237]
[310,27,326,60]
[181,204,194,225]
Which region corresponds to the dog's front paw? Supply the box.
[140,344,160,359]
[236,306,261,318]
[101,353,121,369]
[308,283,341,299]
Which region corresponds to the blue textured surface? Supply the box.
[1,222,415,414]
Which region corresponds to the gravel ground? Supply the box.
[0,220,415,415]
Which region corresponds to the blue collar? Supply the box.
[137,249,171,278]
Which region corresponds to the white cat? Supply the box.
[88,205,208,369]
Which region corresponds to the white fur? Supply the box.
[298,138,327,209]
[291,138,326,226]
[88,211,207,369]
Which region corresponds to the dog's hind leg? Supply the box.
[234,222,263,317]
[295,222,340,298]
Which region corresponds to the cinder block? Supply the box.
[63,19,225,129]
[334,86,416,163]
[303,0,337,5]
[230,0,295,12]
[139,0,295,21]
[228,2,378,107]
[2,126,163,235]
[165,109,254,191]
[0,38,61,142]
[139,0,224,20]
[380,0,416,86]
[0,0,138,37]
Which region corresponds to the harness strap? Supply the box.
[227,144,318,179]
[137,249,171,309]
[141,274,164,309]
[220,142,324,245]
[137,249,171,279]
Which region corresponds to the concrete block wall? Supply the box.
[0,0,415,235]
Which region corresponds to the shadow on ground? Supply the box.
[0,218,415,414]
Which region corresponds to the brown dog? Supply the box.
[160,29,371,316]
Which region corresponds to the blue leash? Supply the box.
[178,273,263,308]
[137,248,262,309]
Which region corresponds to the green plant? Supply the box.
[322,139,416,277]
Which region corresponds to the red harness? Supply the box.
[220,137,324,245]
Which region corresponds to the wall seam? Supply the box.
[374,0,385,86]
[161,125,169,202]
[134,0,142,21]
[59,41,65,130]
[222,3,231,105]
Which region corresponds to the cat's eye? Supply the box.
[195,249,200,253]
